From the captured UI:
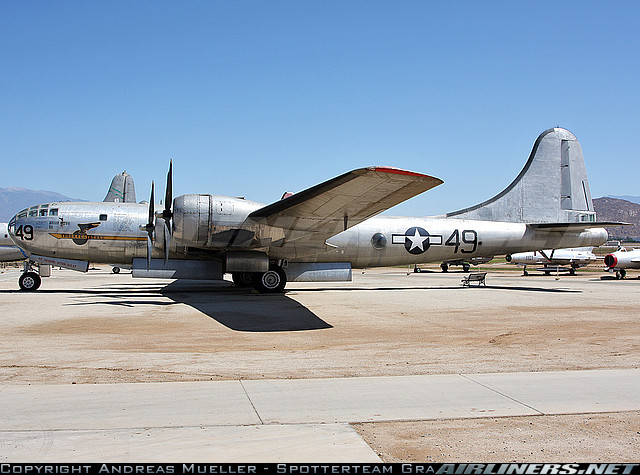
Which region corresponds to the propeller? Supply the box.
[155,160,173,264]
[144,181,155,270]
[162,160,173,263]
[142,161,173,269]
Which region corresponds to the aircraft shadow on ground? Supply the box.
[0,279,577,331]
[23,281,333,332]
[159,281,333,332]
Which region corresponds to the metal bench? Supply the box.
[461,272,487,287]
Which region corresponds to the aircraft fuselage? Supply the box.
[9,200,608,270]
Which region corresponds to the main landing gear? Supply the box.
[232,263,287,293]
[18,261,41,291]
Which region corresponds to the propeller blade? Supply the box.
[164,160,172,217]
[162,160,173,238]
[163,222,170,265]
[149,181,155,228]
[147,235,153,270]
[146,181,156,270]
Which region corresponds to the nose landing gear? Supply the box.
[18,261,42,291]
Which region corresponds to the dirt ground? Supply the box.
[353,412,640,462]
[1,264,638,461]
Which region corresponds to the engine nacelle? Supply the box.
[172,194,262,248]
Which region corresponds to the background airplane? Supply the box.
[505,247,597,275]
[604,247,640,279]
[0,223,26,262]
[103,172,137,203]
[7,128,621,292]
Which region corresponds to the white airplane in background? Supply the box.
[604,247,640,279]
[0,223,26,262]
[7,127,623,292]
[506,247,597,275]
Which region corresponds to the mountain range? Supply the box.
[0,188,78,222]
[593,197,640,241]
[608,195,640,205]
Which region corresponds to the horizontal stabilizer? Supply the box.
[527,222,631,231]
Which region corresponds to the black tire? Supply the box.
[462,264,470,273]
[232,272,254,287]
[620,269,627,279]
[19,272,41,291]
[440,263,448,273]
[569,268,576,276]
[252,264,287,293]
[112,267,121,274]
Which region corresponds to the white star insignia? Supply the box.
[406,229,428,251]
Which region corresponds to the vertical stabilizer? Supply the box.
[446,128,596,223]
[104,172,137,203]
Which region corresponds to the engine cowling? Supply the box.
[172,194,262,248]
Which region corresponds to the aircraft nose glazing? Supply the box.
[8,215,17,233]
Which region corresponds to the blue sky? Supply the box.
[1,1,638,216]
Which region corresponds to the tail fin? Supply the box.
[104,172,137,203]
[446,128,596,223]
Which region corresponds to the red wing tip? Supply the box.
[369,166,441,180]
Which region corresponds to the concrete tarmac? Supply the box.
[2,369,640,461]
[0,265,638,461]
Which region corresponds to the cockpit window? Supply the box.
[49,208,58,216]
[28,209,38,217]
[39,209,48,216]
[17,210,28,219]
[99,214,108,221]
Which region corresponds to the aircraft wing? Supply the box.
[528,222,631,231]
[248,166,443,257]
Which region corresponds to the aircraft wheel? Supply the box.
[232,272,254,287]
[19,272,41,291]
[414,266,422,273]
[112,267,121,274]
[620,269,627,279]
[569,268,576,276]
[615,271,622,280]
[440,263,448,273]
[253,264,287,293]
[462,264,470,273]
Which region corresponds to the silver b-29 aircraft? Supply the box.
[8,128,617,292]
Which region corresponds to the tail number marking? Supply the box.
[445,229,477,254]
